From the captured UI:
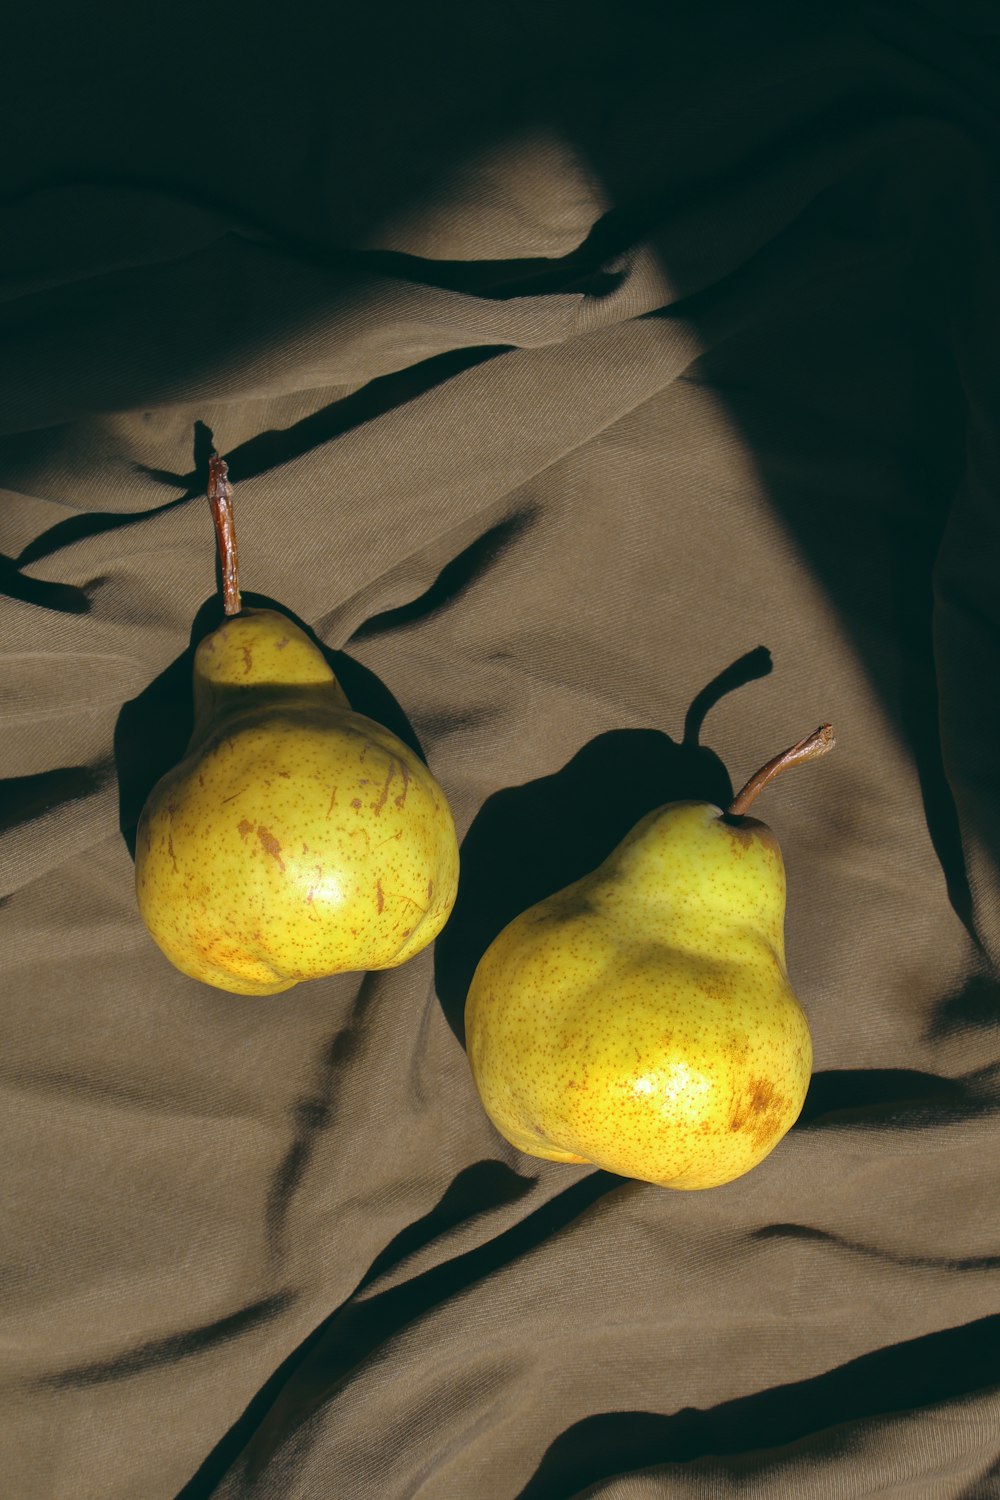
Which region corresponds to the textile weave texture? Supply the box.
[2,4,999,1497]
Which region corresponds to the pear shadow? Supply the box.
[1,17,994,1500]
[0,7,987,930]
[113,592,427,861]
[433,647,773,1044]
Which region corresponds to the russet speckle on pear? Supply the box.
[464,728,833,1191]
[134,457,459,996]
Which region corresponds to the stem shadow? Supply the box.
[113,592,426,861]
[433,647,773,1044]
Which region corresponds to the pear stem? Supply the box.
[208,454,241,616]
[727,723,836,817]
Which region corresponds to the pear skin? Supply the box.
[134,459,459,995]
[136,612,458,995]
[464,727,833,1190]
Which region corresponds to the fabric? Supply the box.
[3,3,1000,1496]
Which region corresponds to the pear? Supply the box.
[464,725,835,1189]
[135,456,459,995]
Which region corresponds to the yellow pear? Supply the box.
[135,456,459,995]
[464,725,834,1188]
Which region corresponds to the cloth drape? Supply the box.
[2,4,999,1496]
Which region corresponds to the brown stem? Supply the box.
[728,723,835,817]
[208,454,241,616]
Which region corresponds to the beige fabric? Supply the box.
[2,5,999,1497]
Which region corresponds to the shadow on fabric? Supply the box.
[2,6,998,1500]
[175,1166,616,1500]
[113,591,428,860]
[433,646,773,1043]
[517,1312,1000,1499]
[2,4,981,937]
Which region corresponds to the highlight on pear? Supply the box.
[134,456,460,995]
[464,724,835,1189]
